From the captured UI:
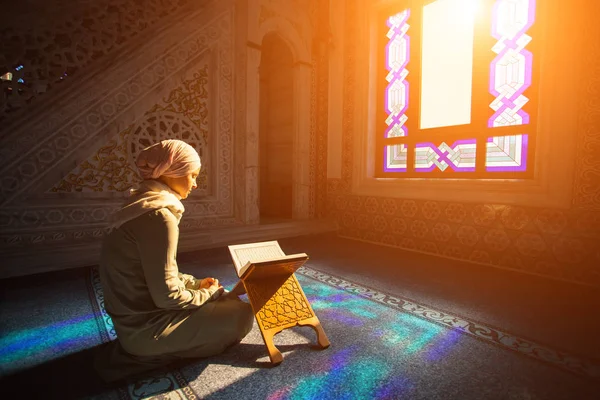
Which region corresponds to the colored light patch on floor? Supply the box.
[297,275,456,358]
[300,280,380,320]
[258,276,462,399]
[0,313,100,375]
[424,328,462,361]
[372,314,445,355]
[266,347,410,400]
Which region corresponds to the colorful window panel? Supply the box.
[384,145,408,172]
[486,134,528,171]
[384,10,410,138]
[489,0,536,127]
[414,140,476,172]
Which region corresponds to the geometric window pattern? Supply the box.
[489,0,536,127]
[379,0,537,178]
[384,10,410,138]
[384,144,408,172]
[485,134,528,171]
[415,140,476,172]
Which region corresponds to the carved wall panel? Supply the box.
[0,0,329,278]
[50,67,211,196]
[0,0,198,123]
[572,11,600,210]
[0,1,239,277]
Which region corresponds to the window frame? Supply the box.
[348,0,579,208]
[375,0,541,179]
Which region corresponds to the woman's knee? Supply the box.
[221,297,253,339]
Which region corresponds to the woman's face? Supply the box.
[166,168,200,199]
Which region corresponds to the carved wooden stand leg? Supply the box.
[298,316,330,349]
[261,329,284,365]
[244,274,330,365]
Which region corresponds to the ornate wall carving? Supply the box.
[312,0,330,218]
[572,11,600,210]
[330,0,600,287]
[0,1,240,277]
[0,0,197,123]
[0,0,330,278]
[50,67,211,196]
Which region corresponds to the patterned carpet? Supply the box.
[1,256,599,399]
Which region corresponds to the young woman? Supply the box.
[95,139,253,382]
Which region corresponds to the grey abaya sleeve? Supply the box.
[137,209,219,309]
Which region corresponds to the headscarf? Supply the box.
[106,140,200,230]
[107,180,185,230]
[136,139,201,179]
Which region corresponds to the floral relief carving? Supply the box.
[380,234,396,246]
[356,213,371,230]
[445,203,467,224]
[421,201,441,220]
[50,65,211,195]
[341,211,357,228]
[442,245,462,259]
[364,197,380,214]
[372,215,388,232]
[469,250,492,265]
[0,14,230,208]
[500,206,530,230]
[347,196,364,213]
[400,200,418,218]
[534,209,567,235]
[483,228,511,252]
[456,225,480,247]
[572,15,600,211]
[410,220,428,239]
[334,195,348,211]
[431,222,452,242]
[399,237,416,250]
[552,237,588,265]
[472,204,497,227]
[418,241,439,255]
[0,0,195,122]
[1,11,235,251]
[515,233,547,258]
[380,199,398,216]
[573,212,600,238]
[259,5,302,37]
[390,217,407,235]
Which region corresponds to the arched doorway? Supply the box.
[259,34,294,221]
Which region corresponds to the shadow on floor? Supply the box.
[1,344,108,399]
[0,340,312,400]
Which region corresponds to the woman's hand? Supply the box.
[199,277,222,290]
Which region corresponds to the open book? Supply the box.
[227,240,308,279]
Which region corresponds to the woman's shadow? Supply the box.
[0,341,308,399]
[1,344,107,399]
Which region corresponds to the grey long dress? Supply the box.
[94,208,254,382]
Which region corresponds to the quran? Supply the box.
[227,240,330,365]
[228,240,308,278]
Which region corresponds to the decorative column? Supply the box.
[292,61,312,220]
[243,41,262,224]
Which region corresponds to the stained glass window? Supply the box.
[377,0,538,179]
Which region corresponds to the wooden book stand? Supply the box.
[228,241,330,365]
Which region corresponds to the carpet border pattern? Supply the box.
[297,266,600,379]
